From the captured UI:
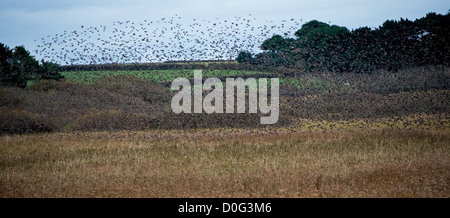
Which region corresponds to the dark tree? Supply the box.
[237,11,449,73]
[0,43,13,83]
[415,12,450,66]
[0,43,63,88]
[236,51,254,64]
[294,20,349,72]
[39,60,62,80]
[260,35,292,53]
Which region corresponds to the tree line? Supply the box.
[237,11,450,73]
[0,43,62,88]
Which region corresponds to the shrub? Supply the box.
[94,75,171,104]
[0,107,55,135]
[0,87,21,106]
[28,79,61,92]
[64,109,160,132]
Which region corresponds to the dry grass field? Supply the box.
[1,126,448,198]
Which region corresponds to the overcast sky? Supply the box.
[0,0,448,62]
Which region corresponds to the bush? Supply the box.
[0,87,21,106]
[28,79,61,92]
[64,109,160,132]
[94,75,170,103]
[0,108,55,135]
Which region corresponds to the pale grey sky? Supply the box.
[0,0,448,63]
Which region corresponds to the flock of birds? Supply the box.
[33,15,303,65]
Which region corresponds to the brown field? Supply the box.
[1,127,449,198]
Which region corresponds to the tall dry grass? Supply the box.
[1,129,448,197]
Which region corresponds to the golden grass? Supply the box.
[1,128,449,198]
[293,113,450,131]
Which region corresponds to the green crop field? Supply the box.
[61,69,271,84]
[59,69,339,94]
